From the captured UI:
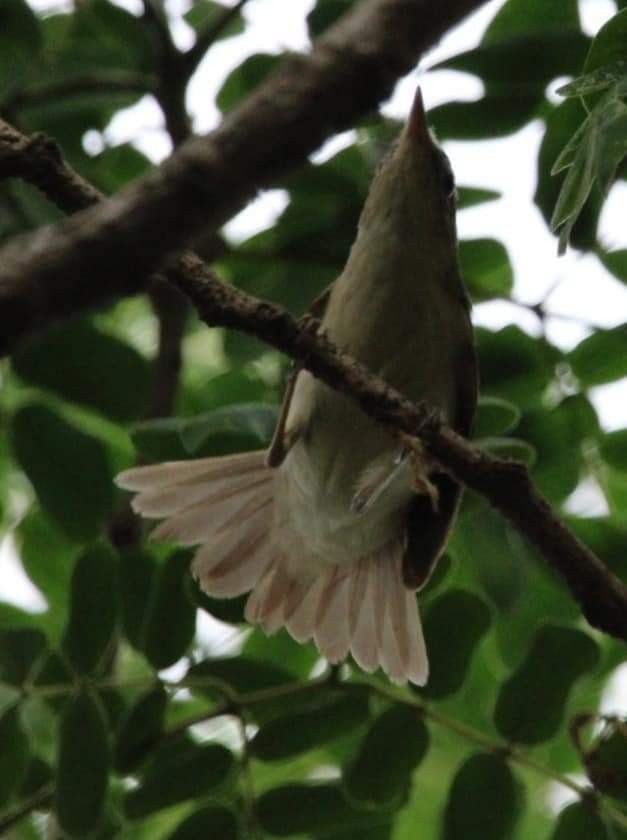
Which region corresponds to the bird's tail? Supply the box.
[116,451,428,685]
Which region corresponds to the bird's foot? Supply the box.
[398,434,439,512]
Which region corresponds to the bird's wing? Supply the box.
[265,283,333,467]
[402,321,478,590]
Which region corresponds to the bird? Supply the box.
[116,87,478,686]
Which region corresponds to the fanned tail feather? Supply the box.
[116,451,275,597]
[116,452,428,685]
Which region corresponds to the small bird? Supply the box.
[117,87,477,686]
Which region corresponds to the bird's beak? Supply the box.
[405,86,431,146]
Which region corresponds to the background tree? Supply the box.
[0,0,627,838]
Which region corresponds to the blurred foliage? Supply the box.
[0,0,626,838]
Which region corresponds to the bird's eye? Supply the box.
[433,149,456,198]
[441,163,455,198]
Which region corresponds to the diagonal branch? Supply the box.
[0,0,487,353]
[1,122,626,645]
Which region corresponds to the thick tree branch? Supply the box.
[0,0,487,352]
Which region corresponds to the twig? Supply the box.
[182,0,249,78]
[23,670,623,831]
[0,784,54,834]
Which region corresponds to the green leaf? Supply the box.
[121,549,196,668]
[188,655,296,697]
[0,603,39,631]
[87,143,153,196]
[114,684,168,774]
[568,516,627,584]
[181,369,271,415]
[251,690,370,761]
[243,627,319,680]
[535,99,602,252]
[569,325,627,386]
[456,186,500,209]
[452,508,525,612]
[17,509,78,641]
[11,404,113,542]
[550,802,610,840]
[184,0,245,40]
[257,783,382,837]
[0,627,47,687]
[494,624,599,744]
[30,649,74,714]
[0,705,29,807]
[141,551,196,670]
[0,0,42,87]
[13,320,149,423]
[599,248,627,283]
[216,53,281,112]
[177,403,278,452]
[56,689,110,837]
[473,397,521,438]
[307,0,355,38]
[132,409,272,462]
[62,543,119,674]
[585,718,627,800]
[19,756,53,799]
[194,585,247,625]
[429,95,540,140]
[482,0,579,43]
[422,590,491,699]
[59,0,153,75]
[434,34,588,95]
[480,436,536,466]
[343,704,429,810]
[477,325,555,409]
[119,548,157,649]
[443,753,521,840]
[459,238,513,302]
[600,429,627,470]
[515,401,593,503]
[168,806,239,840]
[558,62,627,99]
[549,115,598,252]
[124,741,234,818]
[584,9,627,80]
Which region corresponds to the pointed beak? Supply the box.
[405,86,431,145]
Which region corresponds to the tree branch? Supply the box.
[182,0,249,78]
[0,0,487,353]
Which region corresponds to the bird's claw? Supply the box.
[397,434,439,512]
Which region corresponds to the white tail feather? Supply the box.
[285,576,325,643]
[349,561,380,673]
[116,450,429,685]
[314,568,351,664]
[116,450,263,491]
